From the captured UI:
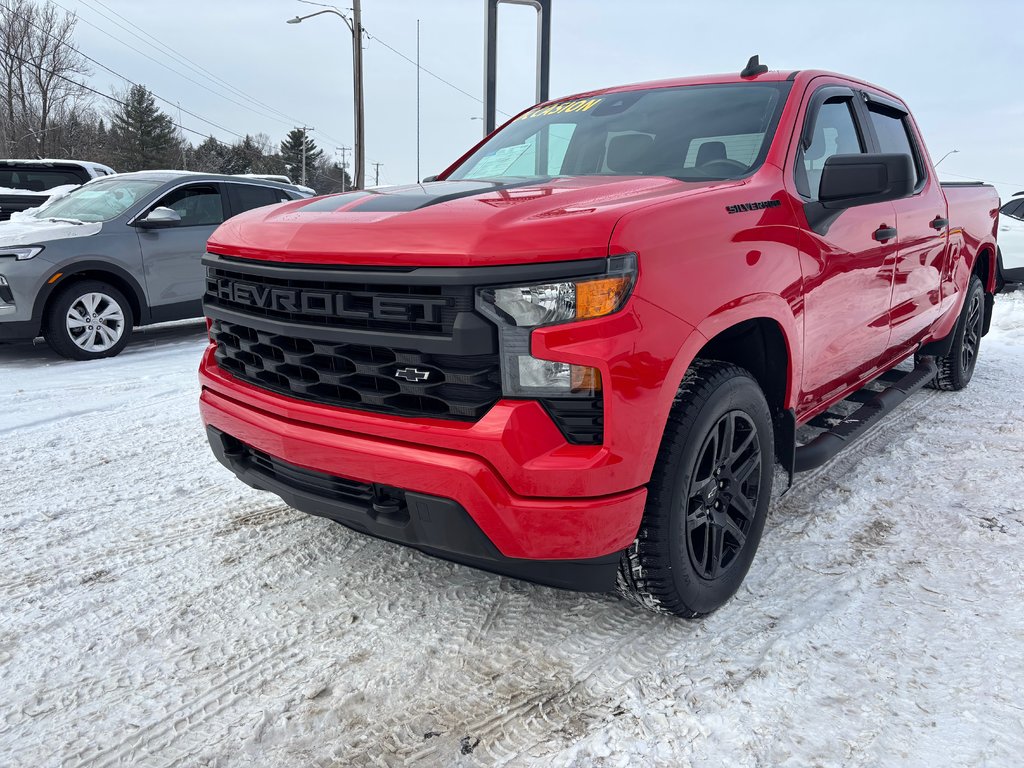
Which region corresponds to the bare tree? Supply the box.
[0,0,91,157]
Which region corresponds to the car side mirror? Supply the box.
[421,175,438,183]
[805,153,915,234]
[818,153,914,208]
[136,206,182,229]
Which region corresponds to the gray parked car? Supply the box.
[0,171,311,359]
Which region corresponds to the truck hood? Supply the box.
[0,215,100,246]
[208,176,740,267]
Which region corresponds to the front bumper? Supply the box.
[205,425,624,590]
[200,376,646,589]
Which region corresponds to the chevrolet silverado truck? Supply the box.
[199,61,999,617]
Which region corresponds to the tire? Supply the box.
[928,275,984,391]
[617,360,774,618]
[44,280,134,360]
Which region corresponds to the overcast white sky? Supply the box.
[69,0,1023,199]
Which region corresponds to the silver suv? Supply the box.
[0,171,310,359]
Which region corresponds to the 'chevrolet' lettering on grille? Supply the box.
[216,279,447,324]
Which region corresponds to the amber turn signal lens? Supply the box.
[576,275,632,320]
[570,365,602,393]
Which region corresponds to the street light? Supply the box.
[286,3,365,190]
[934,149,959,167]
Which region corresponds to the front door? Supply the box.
[793,90,898,414]
[137,182,226,309]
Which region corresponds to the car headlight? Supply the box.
[476,254,636,398]
[0,245,44,260]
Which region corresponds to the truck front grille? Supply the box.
[205,262,473,336]
[210,319,502,420]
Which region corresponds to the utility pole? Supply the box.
[300,126,314,186]
[337,146,350,192]
[286,5,364,189]
[372,162,382,186]
[352,0,365,189]
[416,18,421,182]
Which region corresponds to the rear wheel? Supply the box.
[928,275,984,391]
[617,360,774,617]
[44,280,133,360]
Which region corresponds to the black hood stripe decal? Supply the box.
[347,179,546,213]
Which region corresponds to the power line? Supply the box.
[72,0,309,128]
[1,0,248,141]
[363,27,513,118]
[0,48,222,143]
[46,0,303,130]
[64,0,367,167]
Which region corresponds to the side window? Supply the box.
[867,105,922,189]
[154,184,224,227]
[230,184,290,215]
[798,99,864,200]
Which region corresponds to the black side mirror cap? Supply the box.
[806,153,915,233]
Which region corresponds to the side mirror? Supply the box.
[136,206,182,229]
[805,153,915,234]
[818,153,914,209]
[421,175,438,183]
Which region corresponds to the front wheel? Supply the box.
[617,360,774,617]
[44,280,134,360]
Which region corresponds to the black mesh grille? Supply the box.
[205,263,472,336]
[541,398,604,445]
[210,319,502,420]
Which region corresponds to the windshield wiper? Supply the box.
[43,216,87,225]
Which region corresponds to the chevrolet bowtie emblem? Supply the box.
[394,367,430,382]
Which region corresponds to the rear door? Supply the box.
[863,95,947,352]
[792,87,898,412]
[137,182,227,309]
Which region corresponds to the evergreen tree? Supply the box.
[219,134,265,175]
[107,85,181,171]
[188,135,227,173]
[309,158,353,195]
[279,127,323,185]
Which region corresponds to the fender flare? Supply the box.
[668,293,802,412]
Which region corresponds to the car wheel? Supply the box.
[928,275,984,391]
[44,280,134,360]
[617,359,774,617]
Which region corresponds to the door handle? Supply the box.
[930,216,949,230]
[873,226,897,242]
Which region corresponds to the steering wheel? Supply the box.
[694,158,749,177]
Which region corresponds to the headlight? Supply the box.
[477,254,636,398]
[0,245,44,260]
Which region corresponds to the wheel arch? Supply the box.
[33,260,148,330]
[650,298,799,479]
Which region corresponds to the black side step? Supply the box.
[793,357,937,473]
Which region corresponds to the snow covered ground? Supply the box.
[1,297,1023,767]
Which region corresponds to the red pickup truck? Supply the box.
[199,63,998,617]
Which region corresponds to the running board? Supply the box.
[793,357,937,473]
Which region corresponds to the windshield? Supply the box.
[33,177,162,223]
[447,82,792,183]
